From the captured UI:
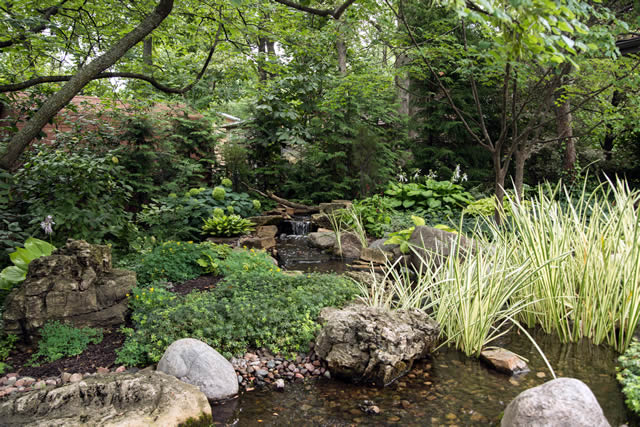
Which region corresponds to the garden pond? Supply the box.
[211,309,634,425]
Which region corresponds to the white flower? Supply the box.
[40,215,55,235]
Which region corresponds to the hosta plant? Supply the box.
[0,237,56,292]
[202,213,255,237]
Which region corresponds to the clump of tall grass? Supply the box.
[358,177,640,363]
[496,178,640,353]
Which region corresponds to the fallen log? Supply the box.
[243,183,319,213]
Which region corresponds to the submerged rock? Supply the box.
[157,338,238,401]
[0,370,212,427]
[2,239,135,340]
[501,377,610,427]
[314,305,439,386]
[480,348,529,375]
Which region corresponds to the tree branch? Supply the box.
[0,24,222,95]
[0,0,70,49]
[270,0,356,19]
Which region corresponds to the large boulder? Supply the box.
[408,226,473,269]
[332,232,364,259]
[0,370,212,427]
[308,231,337,250]
[314,305,440,386]
[501,378,610,427]
[2,239,135,339]
[157,338,238,401]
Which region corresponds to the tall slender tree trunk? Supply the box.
[514,145,527,201]
[143,37,153,67]
[493,152,507,225]
[0,0,174,170]
[602,90,621,161]
[336,39,347,74]
[556,92,575,179]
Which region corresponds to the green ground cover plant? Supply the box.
[0,333,17,374]
[131,241,231,285]
[29,321,103,365]
[618,338,640,414]
[116,249,358,365]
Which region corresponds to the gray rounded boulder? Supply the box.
[157,338,238,401]
[501,377,610,427]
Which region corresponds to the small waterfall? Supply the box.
[290,219,311,235]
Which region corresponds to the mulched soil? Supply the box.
[6,275,222,378]
[169,274,222,295]
[7,328,125,378]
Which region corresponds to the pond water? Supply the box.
[214,328,634,426]
[249,229,634,426]
[276,235,351,274]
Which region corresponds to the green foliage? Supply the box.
[13,143,133,247]
[0,333,18,374]
[139,186,260,241]
[618,338,640,414]
[212,186,226,201]
[0,237,55,295]
[201,213,255,237]
[0,171,30,269]
[133,241,225,285]
[196,243,233,275]
[384,215,426,253]
[343,196,393,238]
[29,321,102,366]
[116,269,358,365]
[385,179,474,213]
[218,248,279,278]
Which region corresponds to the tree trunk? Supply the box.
[514,146,526,201]
[336,39,347,75]
[602,90,621,162]
[556,97,575,176]
[0,0,174,170]
[143,37,153,66]
[493,152,507,225]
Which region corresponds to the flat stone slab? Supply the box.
[480,348,529,375]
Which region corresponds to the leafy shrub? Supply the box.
[1,237,55,295]
[133,241,229,285]
[618,338,640,414]
[202,213,255,237]
[0,171,30,269]
[116,270,358,365]
[384,215,426,253]
[138,186,260,241]
[343,195,393,238]
[14,144,134,247]
[385,179,473,213]
[29,321,103,365]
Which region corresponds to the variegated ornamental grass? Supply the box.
[360,178,640,359]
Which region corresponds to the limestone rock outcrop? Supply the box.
[0,370,212,427]
[314,304,440,386]
[2,239,135,339]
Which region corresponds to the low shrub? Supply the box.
[116,270,358,365]
[618,338,640,414]
[132,241,230,285]
[0,237,55,297]
[138,184,261,241]
[29,321,103,365]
